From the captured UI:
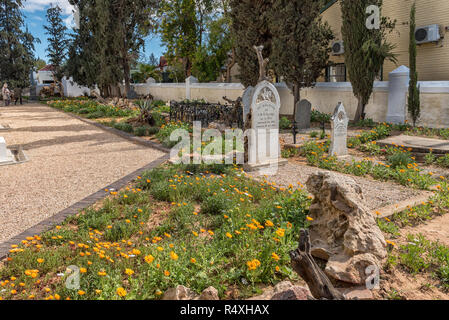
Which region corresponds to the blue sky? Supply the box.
[22,0,165,64]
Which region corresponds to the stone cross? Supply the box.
[329,102,349,157]
[253,45,269,83]
[295,99,312,131]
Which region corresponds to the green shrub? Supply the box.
[114,122,134,133]
[388,151,413,169]
[147,126,160,135]
[86,110,106,119]
[134,126,147,137]
[279,117,291,130]
[311,110,331,124]
[201,194,231,215]
[309,131,318,138]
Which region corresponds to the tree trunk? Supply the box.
[226,47,236,83]
[290,229,346,300]
[123,55,131,99]
[293,84,300,122]
[185,58,192,78]
[353,98,365,122]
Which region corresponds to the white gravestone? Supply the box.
[386,65,410,124]
[0,137,14,165]
[245,80,286,173]
[242,86,255,123]
[329,102,349,157]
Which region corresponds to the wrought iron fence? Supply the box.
[169,100,243,129]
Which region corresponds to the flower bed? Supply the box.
[49,100,136,119]
[0,164,312,300]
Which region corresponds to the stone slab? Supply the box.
[378,135,449,154]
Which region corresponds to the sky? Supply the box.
[21,0,165,64]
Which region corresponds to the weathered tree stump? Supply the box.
[290,229,346,300]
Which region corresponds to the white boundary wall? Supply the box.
[62,78,449,129]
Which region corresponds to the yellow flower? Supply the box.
[116,287,127,297]
[271,252,280,261]
[164,270,170,277]
[226,232,233,239]
[144,255,155,264]
[275,266,280,272]
[265,220,274,227]
[78,290,86,296]
[37,258,44,264]
[190,258,197,264]
[275,228,285,237]
[306,216,314,221]
[246,259,261,271]
[157,246,164,252]
[125,268,134,276]
[80,268,87,273]
[170,251,179,261]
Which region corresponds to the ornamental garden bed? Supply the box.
[0,164,312,300]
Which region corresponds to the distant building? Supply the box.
[321,0,449,81]
[37,65,55,84]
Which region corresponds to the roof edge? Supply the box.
[320,0,337,14]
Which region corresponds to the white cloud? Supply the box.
[23,0,74,15]
[23,0,76,27]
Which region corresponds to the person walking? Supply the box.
[2,83,11,107]
[14,87,23,105]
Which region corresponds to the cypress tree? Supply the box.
[44,5,69,82]
[229,0,273,87]
[408,2,420,126]
[341,0,397,121]
[270,0,333,117]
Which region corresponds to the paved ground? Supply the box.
[0,103,165,243]
[378,134,449,154]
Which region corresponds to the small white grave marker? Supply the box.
[329,102,349,157]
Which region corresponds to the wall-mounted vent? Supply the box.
[415,24,441,44]
[331,40,344,55]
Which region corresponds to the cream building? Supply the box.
[322,0,449,81]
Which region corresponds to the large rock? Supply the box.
[163,285,220,300]
[199,286,219,300]
[248,281,311,300]
[306,172,387,285]
[162,285,198,300]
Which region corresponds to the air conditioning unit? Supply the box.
[331,41,344,55]
[415,24,441,44]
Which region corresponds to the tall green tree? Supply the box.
[270,0,333,117]
[341,0,397,121]
[0,0,38,88]
[159,0,199,78]
[229,0,273,87]
[192,11,234,82]
[67,0,158,97]
[408,2,420,126]
[44,4,69,84]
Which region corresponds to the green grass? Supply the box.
[0,164,312,300]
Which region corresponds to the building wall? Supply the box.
[322,0,449,81]
[124,80,449,128]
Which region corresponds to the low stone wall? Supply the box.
[62,75,449,129]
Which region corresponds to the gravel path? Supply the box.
[0,103,165,243]
[248,160,428,211]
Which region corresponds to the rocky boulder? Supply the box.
[306,172,387,285]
